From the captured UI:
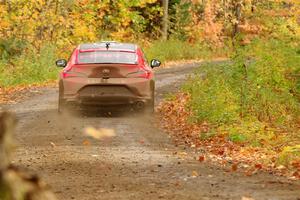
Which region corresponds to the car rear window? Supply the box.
[78,51,138,64]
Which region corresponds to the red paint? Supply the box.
[60,46,153,79]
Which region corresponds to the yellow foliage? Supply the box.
[278,145,300,166]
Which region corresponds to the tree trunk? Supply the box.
[162,0,169,41]
[233,0,242,37]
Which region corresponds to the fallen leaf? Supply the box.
[178,152,187,156]
[255,163,262,170]
[50,142,56,148]
[288,176,298,181]
[232,163,238,172]
[178,151,188,159]
[174,181,181,187]
[291,161,300,169]
[276,165,286,170]
[292,171,300,178]
[139,140,145,144]
[242,197,255,200]
[198,155,205,162]
[244,168,255,177]
[84,127,115,140]
[83,140,91,146]
[191,171,199,177]
[217,149,225,155]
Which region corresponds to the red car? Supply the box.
[56,42,161,113]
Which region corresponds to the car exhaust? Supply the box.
[135,101,145,110]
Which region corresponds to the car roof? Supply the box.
[79,42,137,52]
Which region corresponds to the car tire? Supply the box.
[58,96,66,114]
[58,82,66,114]
[144,91,155,114]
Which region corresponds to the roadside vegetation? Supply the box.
[0,0,231,88]
[158,1,300,178]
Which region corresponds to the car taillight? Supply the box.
[127,70,151,79]
[62,71,85,78]
[63,71,77,78]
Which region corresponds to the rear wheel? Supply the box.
[58,96,66,113]
[144,90,155,114]
[58,82,67,114]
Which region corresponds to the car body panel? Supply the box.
[58,42,156,110]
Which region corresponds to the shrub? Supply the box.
[278,145,300,166]
[0,44,59,87]
[182,39,300,145]
[144,39,214,63]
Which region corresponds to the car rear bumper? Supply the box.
[65,95,151,106]
[61,77,153,107]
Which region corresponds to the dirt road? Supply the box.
[3,63,300,200]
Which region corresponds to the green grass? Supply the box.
[182,39,300,148]
[0,44,59,87]
[144,39,231,63]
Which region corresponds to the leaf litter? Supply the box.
[0,81,57,104]
[157,92,300,180]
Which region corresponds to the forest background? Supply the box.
[0,0,297,87]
